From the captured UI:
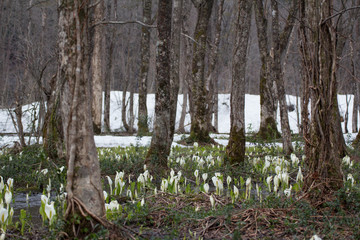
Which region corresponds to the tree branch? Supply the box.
[322,5,360,24]
[93,20,157,28]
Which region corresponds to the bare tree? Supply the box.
[58,0,105,235]
[168,0,183,147]
[137,0,153,135]
[299,0,343,196]
[189,0,215,143]
[90,0,105,134]
[146,0,172,174]
[226,0,252,163]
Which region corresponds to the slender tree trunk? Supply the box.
[271,0,293,155]
[58,1,105,234]
[351,39,358,133]
[137,0,152,135]
[226,0,252,164]
[206,0,224,133]
[90,0,104,134]
[299,0,343,196]
[189,0,215,143]
[178,87,188,133]
[255,0,280,140]
[122,83,131,132]
[104,0,114,133]
[168,0,183,148]
[146,0,172,174]
[129,86,135,134]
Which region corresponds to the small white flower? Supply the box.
[194,169,199,178]
[263,159,270,173]
[210,195,215,209]
[284,185,292,198]
[4,190,12,205]
[58,166,65,173]
[193,142,199,148]
[290,153,299,166]
[103,191,108,201]
[266,176,273,192]
[108,200,120,211]
[227,176,232,186]
[161,179,168,192]
[274,175,280,193]
[7,178,13,189]
[41,169,48,175]
[45,201,56,222]
[141,198,145,207]
[296,166,303,183]
[347,173,355,187]
[0,208,8,224]
[204,183,209,193]
[310,234,322,240]
[202,173,208,182]
[275,166,281,175]
[246,177,251,187]
[233,185,239,199]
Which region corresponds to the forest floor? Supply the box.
[0,135,359,239]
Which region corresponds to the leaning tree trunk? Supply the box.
[226,0,252,164]
[137,0,152,135]
[271,0,294,155]
[189,0,214,143]
[255,0,280,140]
[58,0,105,236]
[90,0,104,134]
[146,0,172,175]
[300,0,343,196]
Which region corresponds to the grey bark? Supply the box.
[58,0,105,228]
[90,0,104,134]
[300,0,343,194]
[190,0,214,143]
[168,0,183,148]
[146,0,173,174]
[226,0,252,163]
[137,0,152,135]
[271,0,294,155]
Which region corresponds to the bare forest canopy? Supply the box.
[0,0,359,108]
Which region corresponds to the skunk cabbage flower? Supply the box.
[290,153,299,166]
[202,173,208,182]
[204,183,209,193]
[210,195,215,209]
[266,176,273,192]
[310,234,322,240]
[227,176,232,186]
[45,201,56,223]
[296,166,303,183]
[234,185,239,199]
[0,208,8,224]
[4,190,12,206]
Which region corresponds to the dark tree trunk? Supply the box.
[168,0,183,149]
[226,0,252,164]
[299,0,343,196]
[137,0,152,135]
[146,0,172,175]
[58,0,105,235]
[189,0,214,143]
[255,0,280,140]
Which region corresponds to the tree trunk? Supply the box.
[104,0,114,133]
[178,87,188,133]
[299,0,343,196]
[206,0,224,133]
[255,0,280,140]
[90,0,104,134]
[146,0,172,175]
[137,0,152,135]
[58,0,105,235]
[271,0,294,155]
[351,38,358,133]
[189,0,215,143]
[168,0,183,148]
[226,0,252,164]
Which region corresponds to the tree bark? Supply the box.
[226,0,252,164]
[58,0,105,234]
[90,0,104,134]
[146,0,172,174]
[299,0,343,196]
[206,0,224,133]
[168,0,183,148]
[189,0,215,143]
[255,0,280,140]
[137,0,152,135]
[271,0,294,155]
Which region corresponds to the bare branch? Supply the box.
[93,20,157,28]
[322,5,360,24]
[181,32,199,44]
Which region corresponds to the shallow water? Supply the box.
[13,192,42,225]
